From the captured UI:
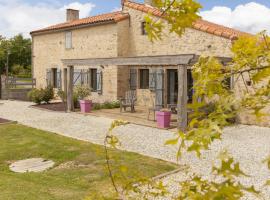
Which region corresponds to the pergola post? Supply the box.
[63,68,67,95]
[67,65,74,112]
[177,65,188,131]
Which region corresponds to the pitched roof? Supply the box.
[31,11,129,35]
[124,1,250,40]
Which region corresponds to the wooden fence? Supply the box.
[5,77,36,89]
[0,76,36,101]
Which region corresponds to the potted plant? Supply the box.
[156,108,172,128]
[74,85,92,113]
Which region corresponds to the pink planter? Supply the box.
[79,100,92,113]
[156,111,172,128]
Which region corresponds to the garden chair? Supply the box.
[120,90,137,113]
[147,92,159,121]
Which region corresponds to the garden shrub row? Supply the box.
[27,86,54,105]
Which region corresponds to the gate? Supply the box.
[0,76,36,101]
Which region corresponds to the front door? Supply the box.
[167,69,193,105]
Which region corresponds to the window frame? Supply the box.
[141,22,148,35]
[139,69,149,89]
[65,31,72,49]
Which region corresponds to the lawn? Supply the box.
[0,124,177,200]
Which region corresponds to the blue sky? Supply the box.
[24,0,270,14]
[0,0,269,37]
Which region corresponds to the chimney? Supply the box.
[66,9,79,22]
[144,0,154,6]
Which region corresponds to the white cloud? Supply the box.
[201,2,270,34]
[0,0,95,38]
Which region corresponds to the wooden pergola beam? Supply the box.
[62,54,196,66]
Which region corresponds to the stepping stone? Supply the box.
[9,158,54,173]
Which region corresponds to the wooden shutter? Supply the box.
[73,69,82,86]
[87,69,91,87]
[65,32,72,49]
[56,68,62,89]
[149,68,156,91]
[46,69,52,86]
[155,69,164,110]
[96,68,103,94]
[130,69,137,90]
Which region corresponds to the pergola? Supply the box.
[61,54,231,130]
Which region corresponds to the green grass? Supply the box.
[0,124,177,200]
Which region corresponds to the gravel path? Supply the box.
[1,100,270,199]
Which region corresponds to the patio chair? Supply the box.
[147,92,159,121]
[120,90,137,113]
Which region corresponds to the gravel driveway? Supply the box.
[0,100,270,199]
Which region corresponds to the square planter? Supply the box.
[156,111,172,128]
[79,100,92,113]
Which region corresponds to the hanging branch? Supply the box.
[104,135,121,196]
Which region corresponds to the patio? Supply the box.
[89,106,178,130]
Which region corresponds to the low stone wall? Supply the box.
[237,107,270,128]
[4,89,32,101]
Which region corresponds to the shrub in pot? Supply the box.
[74,85,92,113]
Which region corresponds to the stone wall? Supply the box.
[122,7,233,57]
[32,23,118,88]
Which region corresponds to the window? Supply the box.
[65,31,72,49]
[141,22,147,35]
[139,69,149,89]
[90,69,97,91]
[51,68,57,88]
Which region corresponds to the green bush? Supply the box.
[73,93,79,108]
[27,89,44,105]
[42,86,54,104]
[57,90,66,103]
[74,85,91,100]
[28,86,54,105]
[93,101,120,110]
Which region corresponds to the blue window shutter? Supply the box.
[149,68,156,91]
[73,69,82,86]
[57,68,62,89]
[97,68,103,94]
[46,69,52,86]
[155,69,164,110]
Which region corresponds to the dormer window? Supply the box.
[65,31,72,49]
[141,22,147,35]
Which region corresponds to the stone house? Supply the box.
[31,0,248,112]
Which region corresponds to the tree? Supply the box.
[101,1,270,199]
[0,34,31,76]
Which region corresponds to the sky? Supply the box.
[0,0,269,38]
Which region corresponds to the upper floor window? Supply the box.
[141,22,148,35]
[65,31,72,49]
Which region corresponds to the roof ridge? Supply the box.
[31,11,129,34]
[124,0,250,40]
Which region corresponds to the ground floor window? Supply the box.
[167,69,193,104]
[90,69,97,91]
[52,68,57,88]
[139,69,149,89]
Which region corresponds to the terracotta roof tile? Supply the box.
[124,1,250,40]
[31,11,129,34]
